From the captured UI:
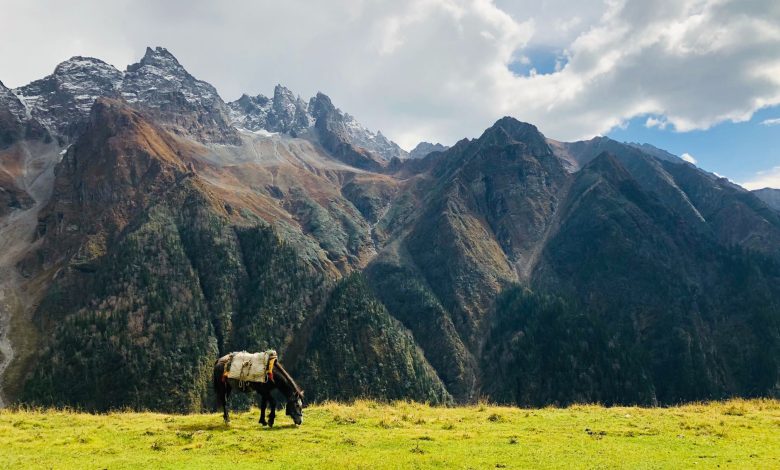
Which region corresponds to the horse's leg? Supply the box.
[214,362,230,425]
[259,392,268,426]
[223,383,232,424]
[268,394,276,428]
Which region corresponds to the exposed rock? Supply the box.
[228,85,312,136]
[409,141,448,159]
[13,57,123,141]
[309,92,385,171]
[122,47,240,144]
[229,87,406,161]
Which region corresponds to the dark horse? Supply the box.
[213,354,304,426]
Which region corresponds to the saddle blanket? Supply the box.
[227,350,277,383]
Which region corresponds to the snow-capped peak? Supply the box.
[13,56,124,139]
[122,46,221,107]
[131,47,187,74]
[229,87,406,160]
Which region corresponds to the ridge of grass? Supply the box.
[1,399,779,469]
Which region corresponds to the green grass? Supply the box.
[1,399,779,469]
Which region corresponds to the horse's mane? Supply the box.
[275,361,304,398]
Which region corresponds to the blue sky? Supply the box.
[608,106,780,189]
[507,45,780,189]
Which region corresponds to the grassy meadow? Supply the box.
[1,399,779,469]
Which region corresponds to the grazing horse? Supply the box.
[213,354,304,426]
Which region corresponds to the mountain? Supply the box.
[121,47,240,145]
[1,47,779,411]
[754,188,780,211]
[409,141,449,159]
[228,86,407,162]
[228,85,312,136]
[13,57,123,141]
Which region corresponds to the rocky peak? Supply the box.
[229,87,407,161]
[341,113,407,161]
[477,117,550,156]
[122,46,220,106]
[272,84,297,105]
[127,47,186,75]
[269,85,311,136]
[121,47,238,144]
[13,56,123,140]
[308,92,335,119]
[228,93,272,130]
[409,141,449,159]
[309,92,407,160]
[305,92,383,171]
[227,85,311,136]
[308,92,353,147]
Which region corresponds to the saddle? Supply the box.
[223,350,277,384]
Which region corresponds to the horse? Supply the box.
[213,354,304,427]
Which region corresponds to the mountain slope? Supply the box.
[753,188,780,211]
[2,47,780,410]
[15,98,446,411]
[520,152,780,403]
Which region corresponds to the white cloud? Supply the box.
[645,116,668,130]
[681,153,697,164]
[0,0,779,149]
[761,118,780,126]
[743,166,780,190]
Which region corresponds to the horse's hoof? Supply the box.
[259,421,267,427]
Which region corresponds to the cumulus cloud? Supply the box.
[681,153,697,164]
[0,0,779,149]
[762,118,780,126]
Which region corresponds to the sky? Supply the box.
[1,0,779,188]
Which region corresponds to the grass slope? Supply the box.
[1,399,778,469]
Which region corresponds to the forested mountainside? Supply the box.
[1,47,778,411]
[755,188,780,211]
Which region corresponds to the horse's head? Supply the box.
[285,390,304,425]
[274,361,305,425]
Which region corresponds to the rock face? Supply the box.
[12,48,239,145]
[409,141,448,159]
[308,92,386,171]
[0,81,52,216]
[13,57,123,141]
[2,48,780,411]
[228,85,312,136]
[121,47,240,144]
[229,87,407,161]
[754,188,780,211]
